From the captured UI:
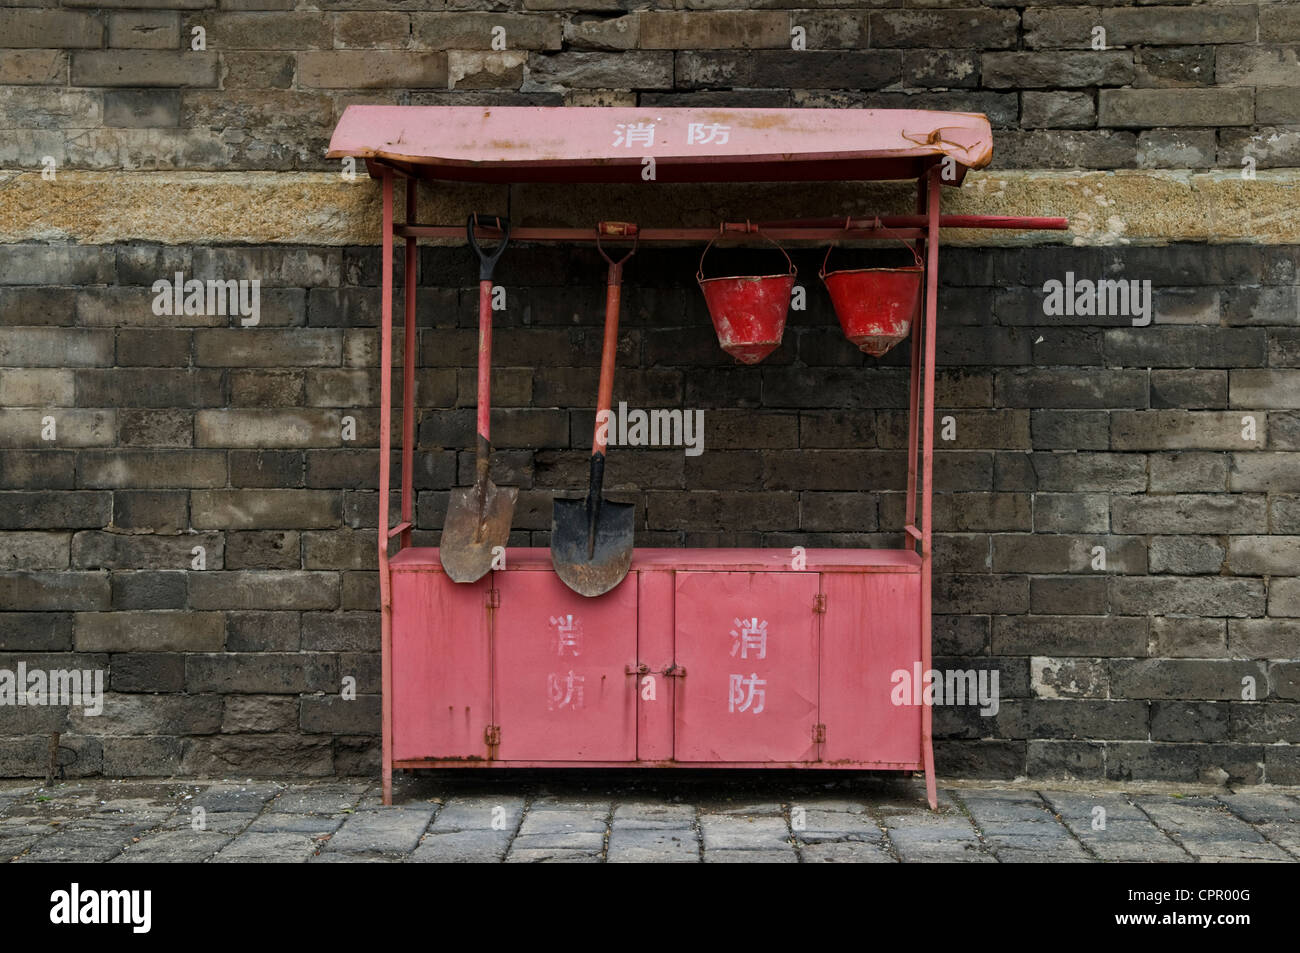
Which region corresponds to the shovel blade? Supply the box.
[439,479,518,583]
[550,497,635,597]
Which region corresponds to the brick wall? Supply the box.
[1,1,1298,783]
[1,2,1297,170]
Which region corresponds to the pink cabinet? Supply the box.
[388,548,924,774]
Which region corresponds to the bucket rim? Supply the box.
[820,264,924,281]
[698,272,799,285]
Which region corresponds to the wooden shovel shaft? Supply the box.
[592,261,623,456]
[476,277,493,449]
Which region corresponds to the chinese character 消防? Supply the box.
[547,670,585,711]
[686,122,731,146]
[549,613,582,657]
[728,673,766,714]
[730,617,768,660]
[613,122,656,149]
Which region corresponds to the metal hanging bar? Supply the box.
[398,215,1066,244]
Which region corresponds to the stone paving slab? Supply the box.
[795,808,887,844]
[704,849,798,862]
[607,826,698,861]
[882,810,993,863]
[320,806,436,856]
[1040,791,1192,862]
[247,813,342,835]
[411,829,511,863]
[1135,795,1296,862]
[506,848,602,863]
[608,845,700,863]
[1216,792,1300,855]
[512,830,606,851]
[800,841,894,862]
[213,832,323,863]
[0,777,1295,862]
[517,808,608,835]
[308,851,391,863]
[528,797,614,813]
[163,809,258,833]
[189,784,284,814]
[699,813,792,850]
[429,796,525,833]
[15,828,139,863]
[611,802,697,829]
[111,830,233,863]
[268,784,369,815]
[957,791,1093,861]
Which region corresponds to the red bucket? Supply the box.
[697,233,796,365]
[820,240,922,357]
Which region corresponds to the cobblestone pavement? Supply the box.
[1,773,1297,863]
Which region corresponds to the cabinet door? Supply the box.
[391,570,492,762]
[493,571,638,761]
[673,571,819,763]
[819,573,922,765]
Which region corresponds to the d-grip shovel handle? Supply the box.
[591,231,635,457]
[467,214,511,281]
[468,214,510,476]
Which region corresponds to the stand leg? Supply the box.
[379,170,395,807]
[921,164,942,813]
[401,180,417,550]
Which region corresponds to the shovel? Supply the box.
[439,214,518,584]
[551,225,639,597]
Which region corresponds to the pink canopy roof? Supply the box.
[327,105,992,185]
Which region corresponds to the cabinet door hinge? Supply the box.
[486,588,500,608]
[813,593,827,614]
[484,725,501,746]
[812,723,826,744]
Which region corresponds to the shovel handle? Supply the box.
[468,214,509,454]
[592,264,623,456]
[476,279,493,446]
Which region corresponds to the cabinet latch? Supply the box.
[486,588,500,608]
[813,594,827,614]
[626,663,649,676]
[484,725,501,746]
[812,724,826,744]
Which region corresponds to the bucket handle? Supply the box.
[819,216,922,280]
[697,225,796,283]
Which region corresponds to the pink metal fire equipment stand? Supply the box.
[326,107,1068,808]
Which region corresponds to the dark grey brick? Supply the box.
[111,570,187,609]
[110,653,185,693]
[982,51,1134,89]
[186,653,337,694]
